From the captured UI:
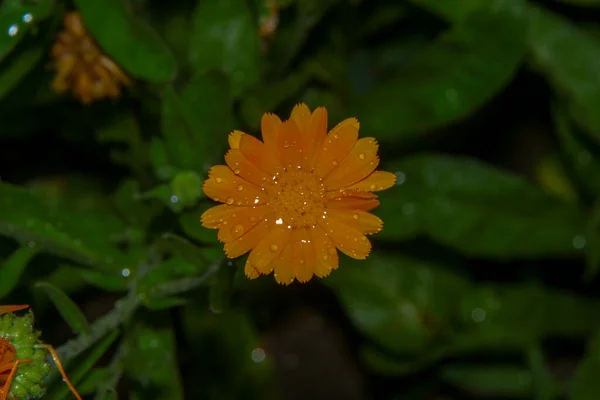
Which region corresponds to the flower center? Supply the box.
[266,170,326,229]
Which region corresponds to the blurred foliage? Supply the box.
[0,0,600,399]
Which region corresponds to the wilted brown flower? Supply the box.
[51,11,131,104]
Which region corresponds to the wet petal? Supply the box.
[326,197,380,212]
[223,219,269,258]
[326,209,383,235]
[225,149,271,186]
[319,214,372,260]
[200,204,240,229]
[261,113,282,152]
[314,119,359,178]
[306,107,328,169]
[346,171,397,192]
[291,228,316,283]
[245,226,291,277]
[324,137,379,190]
[273,243,295,285]
[276,119,305,169]
[310,225,339,278]
[240,133,282,175]
[228,130,243,149]
[203,165,267,206]
[218,205,270,243]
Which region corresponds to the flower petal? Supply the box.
[310,225,339,278]
[324,137,379,190]
[314,119,359,178]
[291,228,316,283]
[306,107,328,169]
[203,165,267,206]
[276,119,305,169]
[290,103,312,135]
[346,171,397,192]
[261,113,281,152]
[319,214,372,260]
[223,219,269,259]
[245,225,291,277]
[218,205,270,243]
[200,204,240,229]
[225,149,271,186]
[326,209,383,235]
[273,243,295,285]
[228,130,243,149]
[240,132,282,175]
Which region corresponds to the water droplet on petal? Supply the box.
[270,244,278,252]
[233,224,245,236]
[216,177,223,183]
[332,160,338,166]
[322,255,329,261]
[226,197,234,205]
[353,214,359,220]
[237,185,243,191]
[234,169,240,174]
[359,153,366,160]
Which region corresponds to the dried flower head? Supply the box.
[201,104,396,285]
[51,11,131,104]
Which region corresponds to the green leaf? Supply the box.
[0,245,38,298]
[160,233,211,271]
[73,0,177,82]
[139,184,183,213]
[0,182,126,268]
[376,155,586,258]
[409,0,484,22]
[179,203,220,245]
[46,330,120,400]
[112,179,161,231]
[61,265,129,292]
[0,43,43,101]
[325,252,470,355]
[189,0,260,95]
[36,281,91,336]
[352,0,526,142]
[527,345,557,400]
[171,170,204,206]
[440,364,533,397]
[570,329,600,399]
[528,5,600,144]
[0,0,53,62]
[149,137,177,181]
[123,319,183,400]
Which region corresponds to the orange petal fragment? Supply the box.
[273,243,295,285]
[306,107,328,169]
[346,171,397,192]
[0,305,28,315]
[276,119,305,169]
[218,205,270,243]
[261,113,282,152]
[310,225,339,278]
[324,137,380,190]
[319,214,372,260]
[245,226,291,277]
[326,209,383,235]
[327,197,380,212]
[223,219,269,259]
[314,119,359,178]
[228,130,243,149]
[225,149,271,186]
[240,133,282,175]
[200,204,241,229]
[291,228,316,283]
[203,165,267,206]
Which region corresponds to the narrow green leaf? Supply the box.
[527,345,558,400]
[353,0,526,142]
[0,0,53,61]
[149,137,177,181]
[179,203,220,245]
[440,364,533,397]
[0,245,39,298]
[36,281,91,336]
[0,44,43,101]
[160,233,210,270]
[46,330,120,400]
[189,0,260,95]
[73,0,177,82]
[208,261,234,314]
[529,5,600,144]
[376,155,586,258]
[61,265,129,292]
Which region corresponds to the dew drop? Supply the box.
[573,235,586,250]
[332,160,338,166]
[369,184,377,191]
[270,244,279,252]
[322,255,329,261]
[359,153,366,160]
[22,13,32,23]
[299,259,305,265]
[216,177,223,183]
[333,134,339,139]
[233,224,245,236]
[353,214,359,220]
[27,241,36,248]
[237,185,243,191]
[234,169,240,174]
[8,24,18,36]
[226,197,234,205]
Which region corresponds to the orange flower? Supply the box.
[201,104,396,284]
[51,11,131,104]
